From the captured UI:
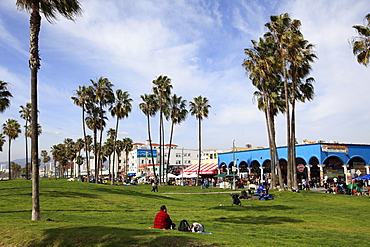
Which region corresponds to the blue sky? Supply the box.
[0,0,369,161]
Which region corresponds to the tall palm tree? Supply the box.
[139,93,159,181]
[110,89,132,184]
[351,13,370,67]
[189,96,211,186]
[0,80,12,113]
[243,37,284,189]
[86,105,106,183]
[152,75,172,183]
[19,102,32,179]
[72,85,92,181]
[16,0,82,221]
[122,137,133,175]
[264,13,303,190]
[2,119,21,180]
[50,144,59,178]
[165,94,188,182]
[90,77,114,173]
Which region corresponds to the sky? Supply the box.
[0,0,369,161]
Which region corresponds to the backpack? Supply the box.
[178,219,191,232]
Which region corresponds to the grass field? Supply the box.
[0,179,369,247]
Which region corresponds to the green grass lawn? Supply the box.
[0,179,369,247]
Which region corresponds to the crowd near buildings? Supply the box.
[1,140,370,189]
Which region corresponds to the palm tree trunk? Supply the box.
[111,117,119,185]
[196,118,202,186]
[8,139,11,180]
[25,123,29,179]
[166,121,175,182]
[291,99,298,189]
[282,52,292,190]
[264,106,276,189]
[29,7,41,221]
[82,105,90,182]
[94,129,98,183]
[271,115,284,189]
[147,116,157,182]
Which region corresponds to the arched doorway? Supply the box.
[296,158,307,182]
[250,160,261,183]
[323,156,344,184]
[348,157,366,178]
[309,157,320,187]
[239,161,248,178]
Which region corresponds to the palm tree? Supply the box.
[16,0,82,221]
[0,133,5,152]
[152,75,172,183]
[74,138,84,177]
[264,13,303,190]
[0,80,13,113]
[110,89,132,184]
[165,94,188,182]
[115,139,124,175]
[243,37,285,189]
[86,105,106,183]
[50,144,59,178]
[64,138,75,177]
[351,13,370,66]
[139,93,159,181]
[2,119,21,180]
[90,77,114,178]
[189,96,211,186]
[84,134,92,180]
[41,150,50,177]
[72,85,92,181]
[122,137,133,176]
[19,103,32,179]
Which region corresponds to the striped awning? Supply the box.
[183,163,218,175]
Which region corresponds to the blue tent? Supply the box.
[352,174,370,180]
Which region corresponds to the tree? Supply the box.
[122,137,133,176]
[165,94,188,182]
[89,78,114,182]
[0,133,5,152]
[72,85,92,180]
[86,105,107,183]
[19,103,32,179]
[189,96,211,186]
[110,89,132,184]
[264,13,303,190]
[351,13,370,66]
[2,119,21,180]
[74,138,84,178]
[152,75,172,183]
[243,37,285,189]
[139,93,159,181]
[16,0,82,221]
[0,80,13,113]
[41,150,50,177]
[11,162,21,179]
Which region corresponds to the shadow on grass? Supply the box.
[92,186,182,201]
[27,226,218,247]
[214,215,303,225]
[41,191,100,199]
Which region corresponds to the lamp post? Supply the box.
[232,140,236,190]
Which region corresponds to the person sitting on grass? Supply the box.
[153,205,175,230]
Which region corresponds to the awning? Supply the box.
[183,163,218,175]
[127,173,136,176]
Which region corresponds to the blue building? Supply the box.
[218,143,370,185]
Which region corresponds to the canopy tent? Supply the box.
[214,174,226,177]
[352,174,370,180]
[182,163,218,175]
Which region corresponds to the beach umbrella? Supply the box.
[352,174,370,180]
[214,174,226,177]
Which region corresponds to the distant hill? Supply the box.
[0,158,27,168]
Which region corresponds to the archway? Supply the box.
[239,161,248,178]
[323,156,344,183]
[309,157,320,187]
[348,156,366,178]
[296,158,307,182]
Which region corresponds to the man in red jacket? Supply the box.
[153,205,175,229]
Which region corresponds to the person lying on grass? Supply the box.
[153,205,175,230]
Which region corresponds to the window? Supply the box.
[176,160,181,164]
[176,153,181,157]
